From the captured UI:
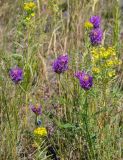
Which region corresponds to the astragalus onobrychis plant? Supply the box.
[1,0,123,160]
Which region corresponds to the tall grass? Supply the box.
[1,0,123,159]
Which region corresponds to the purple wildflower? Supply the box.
[52,54,68,74]
[75,71,93,90]
[89,28,103,45]
[30,104,42,115]
[89,16,101,28]
[9,66,23,84]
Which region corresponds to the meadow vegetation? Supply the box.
[0,0,123,159]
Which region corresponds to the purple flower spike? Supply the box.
[53,54,68,74]
[75,71,93,90]
[30,104,42,115]
[89,16,101,28]
[89,28,103,45]
[9,66,23,84]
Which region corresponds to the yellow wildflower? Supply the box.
[100,47,111,59]
[108,47,116,56]
[91,49,100,60]
[101,51,111,59]
[108,71,115,77]
[92,67,100,74]
[93,53,99,60]
[24,2,36,11]
[92,47,116,60]
[34,127,47,137]
[113,57,122,65]
[31,13,35,17]
[106,60,114,67]
[28,2,36,8]
[24,4,30,11]
[84,21,93,29]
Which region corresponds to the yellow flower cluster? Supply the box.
[84,21,93,29]
[23,2,36,22]
[24,2,36,11]
[92,47,116,60]
[91,47,121,78]
[108,71,115,77]
[34,127,47,137]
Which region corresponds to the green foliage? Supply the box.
[1,0,123,160]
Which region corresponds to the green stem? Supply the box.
[35,115,38,126]
[58,74,61,95]
[83,93,96,160]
